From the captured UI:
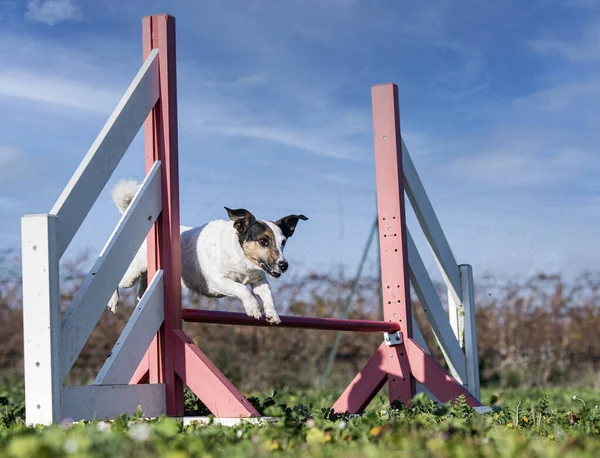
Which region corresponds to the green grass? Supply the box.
[2,378,600,457]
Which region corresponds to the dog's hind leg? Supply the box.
[135,272,148,305]
[107,248,148,313]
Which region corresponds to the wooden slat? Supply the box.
[460,264,481,399]
[21,214,61,426]
[174,330,260,417]
[407,230,467,384]
[143,14,185,416]
[51,49,160,257]
[405,338,481,407]
[60,162,162,381]
[448,287,464,346]
[402,139,462,305]
[62,384,166,421]
[94,271,164,385]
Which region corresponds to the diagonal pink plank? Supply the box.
[173,330,259,417]
[333,343,389,414]
[406,338,481,407]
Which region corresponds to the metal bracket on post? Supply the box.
[384,331,403,346]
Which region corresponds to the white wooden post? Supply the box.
[461,264,480,399]
[21,214,61,426]
[448,288,465,348]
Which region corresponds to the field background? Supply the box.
[2,249,600,456]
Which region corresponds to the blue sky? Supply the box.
[1,0,599,283]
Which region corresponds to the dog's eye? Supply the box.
[281,239,286,247]
[258,238,269,247]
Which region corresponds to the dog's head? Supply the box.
[225,207,308,278]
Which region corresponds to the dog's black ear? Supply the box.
[275,214,308,238]
[225,207,256,235]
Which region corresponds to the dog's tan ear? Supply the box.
[225,207,256,234]
[275,214,308,238]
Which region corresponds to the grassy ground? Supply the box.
[1,377,600,457]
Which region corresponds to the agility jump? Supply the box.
[21,14,484,426]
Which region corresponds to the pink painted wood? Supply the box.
[371,83,416,404]
[142,14,184,416]
[333,84,415,412]
[174,330,260,417]
[333,83,482,413]
[129,356,149,384]
[332,343,389,413]
[406,338,481,406]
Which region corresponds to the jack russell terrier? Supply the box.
[107,179,307,324]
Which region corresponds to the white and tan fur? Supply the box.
[107,179,307,324]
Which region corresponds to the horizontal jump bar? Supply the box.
[182,309,401,333]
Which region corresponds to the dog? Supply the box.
[107,179,307,324]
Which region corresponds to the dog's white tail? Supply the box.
[111,179,141,214]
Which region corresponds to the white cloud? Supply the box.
[443,144,588,188]
[528,21,600,63]
[25,0,82,25]
[0,145,40,189]
[199,121,367,161]
[0,69,121,115]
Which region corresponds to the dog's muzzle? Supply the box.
[260,261,287,278]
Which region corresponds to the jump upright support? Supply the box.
[21,13,484,426]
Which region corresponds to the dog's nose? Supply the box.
[278,260,288,272]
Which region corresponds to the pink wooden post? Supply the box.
[142,14,184,416]
[133,14,259,418]
[333,84,414,412]
[332,84,481,413]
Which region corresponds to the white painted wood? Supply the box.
[94,271,164,385]
[448,288,465,348]
[51,49,160,257]
[402,139,462,306]
[407,230,467,384]
[62,384,166,421]
[21,214,62,426]
[461,264,481,400]
[60,162,162,381]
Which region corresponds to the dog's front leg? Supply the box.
[215,279,263,320]
[252,281,280,325]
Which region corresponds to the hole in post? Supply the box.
[35,362,40,367]
[37,405,40,409]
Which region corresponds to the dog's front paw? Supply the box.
[267,313,281,324]
[245,303,263,320]
[265,312,281,325]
